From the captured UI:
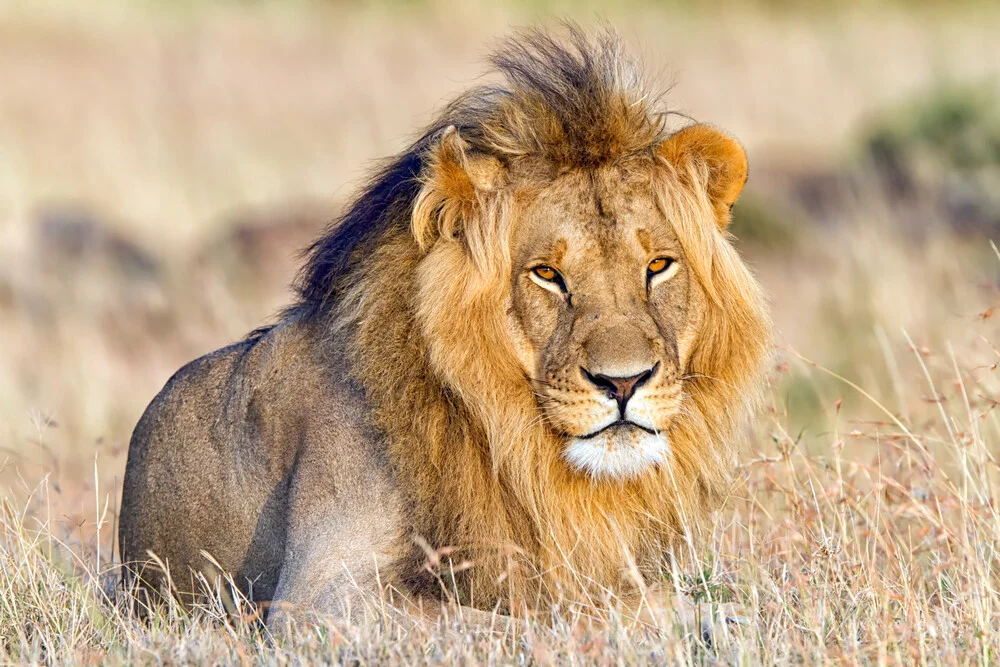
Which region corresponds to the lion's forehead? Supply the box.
[514,168,681,269]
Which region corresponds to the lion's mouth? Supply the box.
[577,420,657,440]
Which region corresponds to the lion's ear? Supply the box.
[414,126,506,251]
[658,124,748,230]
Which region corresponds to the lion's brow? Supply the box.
[589,171,611,220]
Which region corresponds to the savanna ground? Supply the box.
[3,0,1000,663]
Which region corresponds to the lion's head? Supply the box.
[295,27,771,598]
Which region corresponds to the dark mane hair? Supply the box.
[292,25,670,313]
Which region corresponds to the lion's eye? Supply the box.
[647,257,679,287]
[647,258,671,274]
[530,265,567,294]
[534,266,557,281]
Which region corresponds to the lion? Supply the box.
[118,27,771,631]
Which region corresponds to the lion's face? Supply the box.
[415,122,755,484]
[508,165,704,480]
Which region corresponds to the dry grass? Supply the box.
[4,0,1000,663]
[7,265,1000,662]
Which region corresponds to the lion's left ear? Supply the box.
[657,124,748,230]
[414,126,507,252]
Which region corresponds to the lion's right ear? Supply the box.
[412,126,507,253]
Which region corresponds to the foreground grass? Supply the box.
[5,310,1000,663]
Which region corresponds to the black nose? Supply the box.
[582,364,657,416]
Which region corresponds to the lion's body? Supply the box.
[121,315,410,613]
[119,28,771,625]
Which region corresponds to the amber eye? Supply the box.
[533,266,558,281]
[647,257,678,288]
[530,265,567,293]
[648,258,673,274]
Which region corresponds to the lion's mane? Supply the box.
[280,27,770,607]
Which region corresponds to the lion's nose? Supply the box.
[582,364,658,416]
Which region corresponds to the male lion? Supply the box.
[119,28,771,630]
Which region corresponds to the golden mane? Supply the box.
[287,26,771,607]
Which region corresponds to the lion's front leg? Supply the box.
[265,425,409,635]
[266,530,398,635]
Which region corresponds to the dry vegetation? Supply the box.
[3,0,1000,663]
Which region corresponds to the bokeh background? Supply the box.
[4,0,1000,632]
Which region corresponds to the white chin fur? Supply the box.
[563,429,669,480]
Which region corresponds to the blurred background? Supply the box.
[3,0,1000,557]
